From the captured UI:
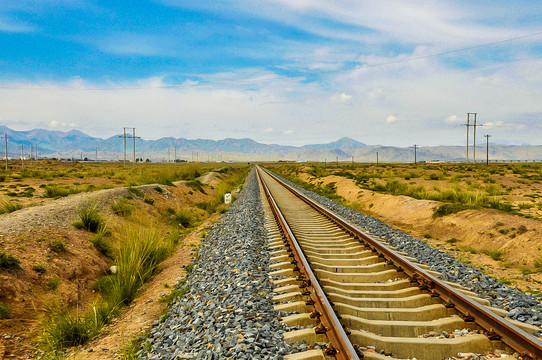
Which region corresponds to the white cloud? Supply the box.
[331,93,353,104]
[284,130,295,135]
[264,127,274,133]
[49,120,59,128]
[445,115,462,123]
[386,115,399,123]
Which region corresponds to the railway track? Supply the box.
[256,166,542,360]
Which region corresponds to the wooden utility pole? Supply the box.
[123,127,127,165]
[472,113,482,163]
[376,152,379,165]
[464,114,471,163]
[4,134,8,171]
[485,134,491,165]
[413,144,417,164]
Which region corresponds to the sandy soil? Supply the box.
[299,173,542,294]
[0,170,233,359]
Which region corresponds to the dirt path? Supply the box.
[302,174,542,293]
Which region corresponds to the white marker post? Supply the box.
[224,192,232,204]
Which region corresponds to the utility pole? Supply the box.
[413,144,417,164]
[21,144,24,170]
[4,134,8,171]
[351,155,354,165]
[376,152,379,165]
[174,145,177,162]
[123,127,126,165]
[132,128,136,166]
[484,134,491,165]
[472,113,482,163]
[463,114,471,163]
[35,145,38,161]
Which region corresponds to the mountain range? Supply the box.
[1,125,541,162]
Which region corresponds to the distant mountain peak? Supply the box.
[303,137,366,150]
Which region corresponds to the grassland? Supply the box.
[270,162,542,218]
[0,160,250,358]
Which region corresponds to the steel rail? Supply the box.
[259,166,542,359]
[257,168,360,360]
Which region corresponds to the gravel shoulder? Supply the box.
[138,169,292,360]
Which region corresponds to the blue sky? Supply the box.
[0,0,541,146]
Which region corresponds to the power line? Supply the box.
[1,31,541,91]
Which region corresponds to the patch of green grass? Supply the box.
[432,203,471,217]
[111,198,132,216]
[480,249,505,261]
[127,186,144,198]
[48,240,67,253]
[171,207,196,228]
[111,223,175,304]
[90,226,113,258]
[32,264,47,273]
[153,185,163,193]
[0,199,23,214]
[0,303,12,319]
[186,179,206,194]
[160,285,190,304]
[41,306,96,350]
[0,251,21,269]
[445,238,460,244]
[422,233,432,239]
[143,197,154,205]
[46,276,61,290]
[44,184,79,198]
[76,202,104,233]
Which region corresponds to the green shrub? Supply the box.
[127,186,144,198]
[172,208,195,228]
[43,184,70,198]
[111,198,132,216]
[111,224,174,304]
[0,251,21,269]
[93,276,115,298]
[481,249,505,261]
[186,180,206,194]
[445,238,460,244]
[0,303,12,319]
[42,307,97,350]
[32,264,47,273]
[0,200,22,214]
[422,233,432,239]
[432,203,471,217]
[153,185,163,193]
[143,197,154,205]
[76,202,104,233]
[48,240,67,253]
[90,227,113,258]
[46,276,61,290]
[195,201,217,214]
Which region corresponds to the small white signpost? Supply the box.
[224,192,232,204]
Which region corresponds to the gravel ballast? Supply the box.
[138,169,293,360]
[273,171,542,328]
